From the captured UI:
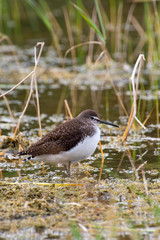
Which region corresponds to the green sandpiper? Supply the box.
[19,109,119,175]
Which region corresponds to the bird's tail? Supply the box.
[18,150,35,161]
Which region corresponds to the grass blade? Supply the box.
[72,3,105,44]
[25,0,53,33]
[94,0,106,43]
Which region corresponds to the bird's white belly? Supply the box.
[33,127,100,165]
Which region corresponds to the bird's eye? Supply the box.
[90,116,94,120]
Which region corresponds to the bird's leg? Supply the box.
[67,161,71,176]
[64,161,71,176]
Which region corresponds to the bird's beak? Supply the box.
[99,119,119,128]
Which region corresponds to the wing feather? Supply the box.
[19,118,93,157]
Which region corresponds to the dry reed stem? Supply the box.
[117,151,126,172]
[18,135,24,152]
[78,223,88,232]
[71,85,78,117]
[65,108,69,121]
[98,141,105,181]
[39,167,50,175]
[134,116,146,129]
[135,161,147,176]
[0,88,15,123]
[122,54,145,143]
[0,71,34,98]
[0,151,6,156]
[44,6,62,37]
[122,106,134,141]
[84,170,93,177]
[0,158,6,162]
[130,16,146,61]
[18,158,22,165]
[108,73,129,117]
[64,99,73,119]
[41,162,45,173]
[126,149,138,178]
[33,42,45,138]
[143,108,154,126]
[136,150,148,163]
[123,3,136,57]
[13,82,34,139]
[126,149,148,180]
[141,167,149,197]
[17,170,21,178]
[0,169,3,179]
[90,89,99,113]
[63,7,76,69]
[87,6,97,64]
[14,161,21,177]
[94,50,105,65]
[115,1,123,54]
[63,41,104,67]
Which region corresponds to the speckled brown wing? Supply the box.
[18,118,94,157]
[19,141,65,157]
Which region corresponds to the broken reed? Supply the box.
[0,42,44,140]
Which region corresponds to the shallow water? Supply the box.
[0,54,159,182]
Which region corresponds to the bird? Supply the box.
[19,109,119,176]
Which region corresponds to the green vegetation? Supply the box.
[0,1,160,64]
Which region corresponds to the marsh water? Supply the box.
[0,1,160,239]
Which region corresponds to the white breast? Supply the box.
[32,126,100,165]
